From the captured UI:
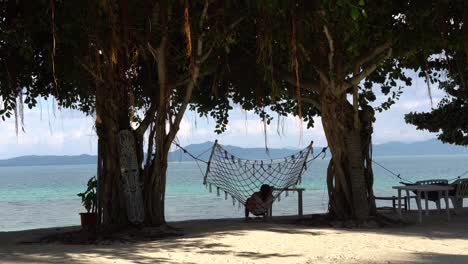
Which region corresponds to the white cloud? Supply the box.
[0,100,96,159]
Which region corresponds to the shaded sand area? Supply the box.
[1,210,468,264]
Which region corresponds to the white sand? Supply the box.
[1,210,468,264]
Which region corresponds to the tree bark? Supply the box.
[144,148,169,226]
[93,0,211,229]
[95,74,132,229]
[320,89,375,221]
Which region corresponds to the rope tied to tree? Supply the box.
[372,159,468,184]
[371,159,412,183]
[449,169,468,182]
[172,141,210,164]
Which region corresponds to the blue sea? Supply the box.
[0,155,467,231]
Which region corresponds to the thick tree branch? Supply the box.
[341,48,393,92]
[347,42,392,72]
[136,103,157,136]
[154,37,168,133]
[302,96,321,109]
[145,123,156,168]
[315,67,330,87]
[352,66,359,129]
[199,45,214,64]
[323,24,334,87]
[173,69,215,88]
[166,0,209,148]
[136,35,170,137]
[199,17,244,65]
[279,71,321,92]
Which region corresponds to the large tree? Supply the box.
[197,0,444,222]
[70,0,245,229]
[1,0,243,230]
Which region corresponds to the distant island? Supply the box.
[0,139,466,167]
[0,154,97,167]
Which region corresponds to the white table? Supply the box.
[392,185,453,223]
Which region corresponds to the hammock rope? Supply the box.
[371,159,412,183]
[203,140,313,206]
[372,159,468,184]
[172,141,210,164]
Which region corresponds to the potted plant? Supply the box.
[77,176,98,229]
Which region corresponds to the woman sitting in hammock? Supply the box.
[245,184,274,220]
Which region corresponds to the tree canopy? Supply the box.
[405,1,468,146]
[2,0,467,225]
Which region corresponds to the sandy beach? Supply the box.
[1,210,468,264]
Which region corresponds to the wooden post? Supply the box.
[445,190,450,221]
[203,140,218,185]
[437,191,442,213]
[424,191,429,216]
[397,189,402,218]
[416,190,422,224]
[406,190,411,211]
[297,141,313,184]
[298,189,303,216]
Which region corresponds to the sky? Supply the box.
[0,74,446,159]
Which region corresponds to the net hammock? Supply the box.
[203,140,313,207]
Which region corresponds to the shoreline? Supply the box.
[1,152,468,167]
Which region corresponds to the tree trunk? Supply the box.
[98,126,128,227]
[321,90,375,221]
[361,103,377,215]
[95,78,132,229]
[144,152,168,226]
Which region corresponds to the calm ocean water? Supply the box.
[0,155,467,231]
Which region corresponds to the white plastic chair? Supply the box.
[449,178,468,213]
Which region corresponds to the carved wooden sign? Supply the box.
[118,130,145,224]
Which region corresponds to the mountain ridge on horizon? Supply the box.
[0,139,466,167]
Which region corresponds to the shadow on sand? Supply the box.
[1,209,468,263]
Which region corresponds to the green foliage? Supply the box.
[195,0,424,129]
[2,0,466,145]
[77,176,97,213]
[402,1,468,146]
[405,54,468,146]
[0,0,94,123]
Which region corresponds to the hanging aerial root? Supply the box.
[50,0,59,98]
[290,7,303,144]
[183,0,193,59]
[290,7,302,120]
[424,68,433,108]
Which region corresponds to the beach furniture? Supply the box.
[375,196,407,211]
[415,179,449,211]
[393,184,453,223]
[448,178,468,213]
[399,179,449,211]
[203,140,314,218]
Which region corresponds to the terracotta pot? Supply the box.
[79,212,97,228]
